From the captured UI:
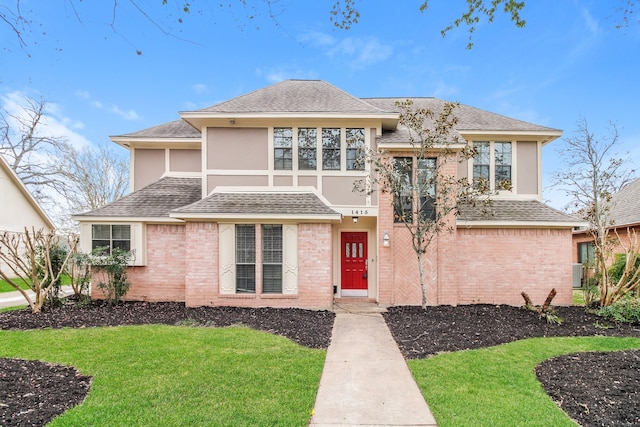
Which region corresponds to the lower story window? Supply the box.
[262,225,283,293]
[92,224,131,255]
[578,242,595,266]
[235,224,256,293]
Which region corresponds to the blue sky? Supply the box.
[2,0,639,209]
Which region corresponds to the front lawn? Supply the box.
[0,325,325,426]
[0,277,30,293]
[409,336,640,426]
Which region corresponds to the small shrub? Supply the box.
[596,297,640,324]
[91,248,133,305]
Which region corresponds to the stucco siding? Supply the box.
[207,127,269,170]
[517,141,538,195]
[170,149,201,173]
[134,149,165,191]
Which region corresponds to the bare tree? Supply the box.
[553,118,637,306]
[56,142,129,213]
[1,95,129,228]
[0,228,78,313]
[0,95,68,203]
[360,100,489,308]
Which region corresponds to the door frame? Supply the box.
[340,231,369,297]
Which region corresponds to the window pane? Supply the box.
[112,240,131,252]
[298,128,317,170]
[418,158,437,221]
[351,243,356,258]
[274,128,292,170]
[235,225,256,264]
[394,157,413,223]
[494,142,512,187]
[473,142,490,184]
[262,225,282,294]
[322,128,341,170]
[346,128,365,170]
[345,242,350,258]
[236,265,256,293]
[92,224,111,240]
[92,240,110,254]
[358,243,363,258]
[262,265,282,293]
[112,225,131,240]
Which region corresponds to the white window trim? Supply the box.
[79,222,146,266]
[218,223,298,296]
[468,140,518,195]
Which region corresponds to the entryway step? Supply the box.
[332,298,387,313]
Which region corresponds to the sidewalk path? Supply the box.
[0,286,74,309]
[309,311,437,426]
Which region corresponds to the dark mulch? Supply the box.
[536,350,640,427]
[2,301,640,426]
[0,300,335,427]
[0,358,91,427]
[384,304,640,427]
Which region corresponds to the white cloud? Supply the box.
[2,91,92,149]
[580,7,601,36]
[75,90,141,121]
[192,83,208,94]
[327,36,393,68]
[255,66,319,84]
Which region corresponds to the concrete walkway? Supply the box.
[309,310,437,427]
[0,286,74,309]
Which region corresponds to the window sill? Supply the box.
[260,294,297,299]
[219,294,256,299]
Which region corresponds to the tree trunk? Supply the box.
[417,251,427,309]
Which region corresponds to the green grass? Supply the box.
[0,277,31,293]
[573,288,586,305]
[409,336,640,427]
[0,275,71,293]
[0,325,326,426]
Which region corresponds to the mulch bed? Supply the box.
[2,301,640,426]
[383,304,640,427]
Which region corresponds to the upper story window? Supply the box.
[322,128,341,170]
[393,157,436,223]
[494,141,512,188]
[346,128,365,171]
[298,128,317,170]
[273,128,293,170]
[472,141,512,191]
[92,224,131,255]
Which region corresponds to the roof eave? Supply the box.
[457,219,588,228]
[110,136,201,150]
[169,213,342,222]
[458,129,562,145]
[73,215,186,223]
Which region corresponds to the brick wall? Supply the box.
[454,228,573,306]
[92,224,187,302]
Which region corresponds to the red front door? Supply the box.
[341,232,368,296]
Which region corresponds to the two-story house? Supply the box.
[75,80,581,309]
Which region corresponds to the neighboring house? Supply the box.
[573,177,640,267]
[75,80,583,309]
[0,155,55,272]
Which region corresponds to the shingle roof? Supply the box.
[75,177,202,218]
[112,120,200,139]
[194,80,391,114]
[364,98,560,144]
[172,190,340,218]
[609,178,640,227]
[458,199,583,224]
